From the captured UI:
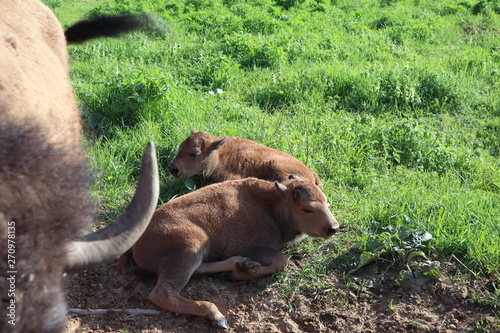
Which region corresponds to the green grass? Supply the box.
[46,0,105,25]
[45,0,499,295]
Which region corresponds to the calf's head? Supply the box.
[168,130,225,179]
[276,176,339,238]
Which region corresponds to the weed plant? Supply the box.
[47,0,499,299]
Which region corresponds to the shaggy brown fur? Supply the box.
[1,1,88,329]
[168,131,322,185]
[0,2,156,332]
[0,0,81,148]
[0,122,93,333]
[120,177,339,328]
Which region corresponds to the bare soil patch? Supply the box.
[64,257,498,333]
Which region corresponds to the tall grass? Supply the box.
[47,0,500,278]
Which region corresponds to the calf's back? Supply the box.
[169,131,321,185]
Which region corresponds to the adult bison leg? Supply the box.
[65,142,159,273]
[150,265,230,329]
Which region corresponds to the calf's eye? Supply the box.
[302,209,313,214]
[190,153,200,158]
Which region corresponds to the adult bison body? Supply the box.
[168,130,322,185]
[120,176,339,328]
[0,1,159,332]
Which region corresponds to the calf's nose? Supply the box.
[326,226,339,237]
[168,163,179,176]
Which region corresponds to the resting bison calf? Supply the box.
[168,130,322,185]
[120,176,339,328]
[0,1,158,332]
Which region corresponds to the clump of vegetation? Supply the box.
[348,226,441,290]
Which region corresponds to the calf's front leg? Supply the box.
[229,247,288,280]
[195,256,262,276]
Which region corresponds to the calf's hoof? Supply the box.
[211,316,230,329]
[236,259,262,274]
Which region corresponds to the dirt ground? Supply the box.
[64,253,499,333]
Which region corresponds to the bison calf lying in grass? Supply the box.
[119,175,339,328]
[168,130,322,185]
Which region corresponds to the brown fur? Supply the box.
[168,131,322,185]
[121,177,339,328]
[0,123,92,333]
[0,1,88,331]
[0,2,152,332]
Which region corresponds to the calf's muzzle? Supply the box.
[168,162,180,178]
[326,226,339,237]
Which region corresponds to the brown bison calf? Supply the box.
[168,130,322,185]
[120,176,339,328]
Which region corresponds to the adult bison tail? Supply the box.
[65,142,159,274]
[64,14,153,44]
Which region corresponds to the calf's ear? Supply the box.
[211,138,226,150]
[275,181,287,197]
[293,189,301,204]
[191,128,197,134]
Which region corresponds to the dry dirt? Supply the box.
[64,254,499,333]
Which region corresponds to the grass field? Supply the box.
[47,0,499,304]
